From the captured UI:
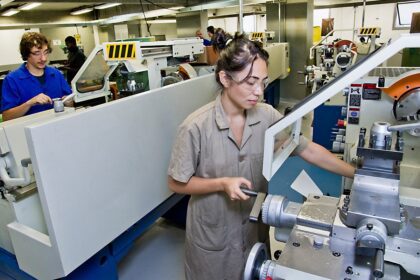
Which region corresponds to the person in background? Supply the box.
[207,25,215,42]
[167,33,355,280]
[1,32,72,122]
[212,27,233,52]
[195,30,212,46]
[62,35,86,84]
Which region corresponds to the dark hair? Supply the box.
[65,36,77,45]
[207,26,215,35]
[20,32,51,61]
[215,33,269,86]
[212,28,233,53]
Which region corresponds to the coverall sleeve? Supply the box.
[60,72,72,95]
[168,121,201,183]
[1,76,20,112]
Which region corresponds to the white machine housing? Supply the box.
[0,76,217,279]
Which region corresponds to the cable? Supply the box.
[139,0,152,37]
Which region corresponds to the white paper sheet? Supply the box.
[291,170,323,198]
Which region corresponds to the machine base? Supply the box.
[0,193,186,280]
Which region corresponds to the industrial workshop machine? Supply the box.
[304,27,381,93]
[310,28,383,153]
[244,33,420,280]
[71,37,288,103]
[0,39,290,279]
[71,37,205,103]
[249,31,276,47]
[0,75,218,280]
[0,37,210,280]
[344,67,420,190]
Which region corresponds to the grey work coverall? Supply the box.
[168,94,307,280]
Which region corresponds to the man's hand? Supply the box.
[222,177,253,201]
[26,93,52,106]
[3,93,52,121]
[61,95,74,107]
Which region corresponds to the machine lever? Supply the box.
[240,186,258,197]
[373,249,384,278]
[0,156,31,189]
[388,121,420,132]
[240,187,267,223]
[248,192,267,223]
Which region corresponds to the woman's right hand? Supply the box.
[221,177,252,201]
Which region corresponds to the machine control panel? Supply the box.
[362,83,381,100]
[349,92,361,106]
[347,84,362,124]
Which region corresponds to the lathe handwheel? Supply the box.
[244,243,268,280]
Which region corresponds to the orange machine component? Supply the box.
[382,73,420,100]
[334,39,357,53]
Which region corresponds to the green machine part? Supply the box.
[110,66,150,96]
[402,48,420,67]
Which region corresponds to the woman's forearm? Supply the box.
[168,176,225,195]
[298,142,355,178]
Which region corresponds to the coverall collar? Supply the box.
[17,63,55,80]
[214,92,261,130]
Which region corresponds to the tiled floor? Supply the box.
[118,219,185,280]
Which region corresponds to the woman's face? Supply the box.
[222,57,269,110]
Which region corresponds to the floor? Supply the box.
[118,219,186,280]
[117,219,282,280]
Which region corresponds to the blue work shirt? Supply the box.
[203,39,212,46]
[1,63,71,116]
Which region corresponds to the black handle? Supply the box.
[240,186,258,197]
[373,249,384,278]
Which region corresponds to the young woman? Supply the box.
[168,34,354,280]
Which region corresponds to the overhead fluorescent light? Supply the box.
[143,6,184,18]
[70,7,94,15]
[1,8,20,16]
[142,19,176,24]
[101,6,184,24]
[94,3,121,10]
[0,0,16,6]
[19,2,42,10]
